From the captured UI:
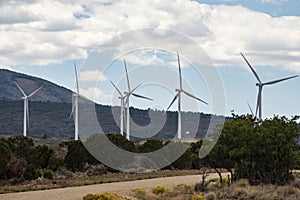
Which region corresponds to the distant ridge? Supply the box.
[0,69,225,140]
[0,69,72,103]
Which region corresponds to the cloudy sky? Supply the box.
[1,0,300,119]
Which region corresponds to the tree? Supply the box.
[24,164,39,180]
[64,140,98,172]
[138,139,163,153]
[6,136,34,158]
[0,140,12,179]
[27,145,53,169]
[106,134,137,152]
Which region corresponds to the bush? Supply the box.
[23,164,39,180]
[27,145,53,168]
[206,192,216,200]
[152,185,168,195]
[133,189,147,199]
[83,193,121,200]
[173,184,193,194]
[191,193,206,200]
[43,169,54,180]
[0,140,11,179]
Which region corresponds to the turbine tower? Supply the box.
[123,59,153,140]
[110,80,126,136]
[70,63,80,140]
[241,52,298,120]
[14,81,43,137]
[166,52,208,139]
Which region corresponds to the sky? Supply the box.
[0,0,300,119]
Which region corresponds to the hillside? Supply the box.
[0,69,222,140]
[0,69,72,103]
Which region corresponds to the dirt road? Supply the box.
[0,173,228,200]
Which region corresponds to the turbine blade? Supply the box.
[70,103,75,119]
[74,63,79,94]
[130,83,142,93]
[166,93,179,111]
[240,52,262,83]
[247,102,254,116]
[182,90,208,105]
[263,75,299,86]
[124,59,131,92]
[177,52,183,90]
[124,95,129,107]
[13,81,27,97]
[110,80,123,96]
[27,85,43,98]
[132,93,153,101]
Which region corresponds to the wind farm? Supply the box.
[1,0,300,199]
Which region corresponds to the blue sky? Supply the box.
[1,0,300,119]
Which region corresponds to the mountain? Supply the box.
[0,69,224,140]
[0,69,72,103]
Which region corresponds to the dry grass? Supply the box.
[124,178,300,200]
[0,170,201,194]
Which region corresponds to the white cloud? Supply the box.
[80,87,111,102]
[0,0,299,73]
[79,70,107,82]
[260,0,288,4]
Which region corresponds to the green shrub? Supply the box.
[23,164,39,180]
[133,189,147,199]
[82,193,121,200]
[152,185,168,195]
[0,140,11,179]
[206,192,216,200]
[43,169,54,180]
[173,184,193,194]
[191,193,206,200]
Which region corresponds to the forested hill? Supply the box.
[0,100,217,140]
[0,69,72,103]
[0,69,224,140]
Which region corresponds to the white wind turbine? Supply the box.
[166,52,208,139]
[110,80,126,136]
[70,63,80,141]
[14,81,43,137]
[241,52,298,120]
[247,102,254,116]
[123,59,153,140]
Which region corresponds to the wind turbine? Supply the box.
[241,52,298,120]
[123,59,153,140]
[14,81,43,137]
[166,52,208,139]
[110,80,126,136]
[247,102,254,116]
[70,63,79,140]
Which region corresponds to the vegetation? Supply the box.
[0,100,215,140]
[0,140,11,179]
[43,169,54,180]
[202,115,300,185]
[83,193,122,200]
[84,177,300,200]
[0,115,299,196]
[152,185,168,195]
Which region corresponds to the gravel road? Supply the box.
[0,173,228,200]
